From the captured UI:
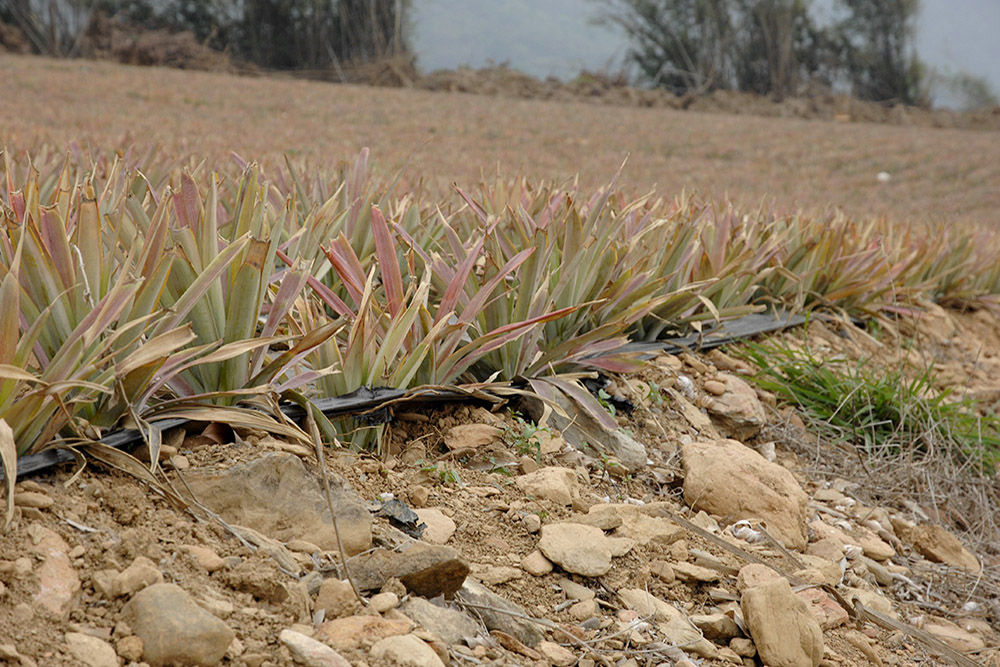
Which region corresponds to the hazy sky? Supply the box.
[412,0,1000,108]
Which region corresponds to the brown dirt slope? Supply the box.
[2,54,999,227]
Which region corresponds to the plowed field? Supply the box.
[3,54,999,226]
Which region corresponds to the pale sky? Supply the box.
[412,0,1000,109]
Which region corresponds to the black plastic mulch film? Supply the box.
[5,310,808,481]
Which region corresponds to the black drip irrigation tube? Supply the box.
[5,309,817,482]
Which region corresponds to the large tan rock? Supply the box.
[581,503,684,547]
[682,439,809,550]
[317,616,411,652]
[121,583,234,666]
[923,618,986,653]
[348,543,469,597]
[902,523,981,574]
[414,508,456,545]
[64,632,118,667]
[515,467,579,505]
[27,525,80,618]
[185,453,371,555]
[443,424,501,451]
[536,523,612,577]
[370,634,445,667]
[741,579,823,667]
[705,373,767,439]
[617,588,682,622]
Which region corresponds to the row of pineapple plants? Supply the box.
[2,146,999,497]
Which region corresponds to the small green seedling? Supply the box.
[503,413,547,463]
[597,388,617,417]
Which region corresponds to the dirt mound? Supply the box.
[414,64,1000,131]
[80,13,230,72]
[0,20,31,54]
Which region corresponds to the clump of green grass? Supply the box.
[742,341,1000,470]
[502,413,546,462]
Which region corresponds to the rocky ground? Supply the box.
[1,307,998,667]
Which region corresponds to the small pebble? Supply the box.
[703,380,727,396]
[370,592,400,613]
[169,455,190,470]
[14,492,54,509]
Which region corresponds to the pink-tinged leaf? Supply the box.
[260,268,310,339]
[440,211,466,256]
[275,368,337,393]
[38,207,75,289]
[323,235,366,304]
[10,191,25,223]
[545,376,619,431]
[392,223,435,267]
[72,282,137,350]
[437,236,485,323]
[173,171,201,230]
[346,147,369,233]
[487,304,578,337]
[458,247,536,324]
[139,200,171,280]
[230,152,249,171]
[439,305,580,380]
[455,187,489,224]
[573,336,631,357]
[308,274,355,318]
[578,354,645,373]
[277,248,355,318]
[371,207,404,317]
[441,326,536,381]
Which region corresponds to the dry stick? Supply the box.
[454,601,600,652]
[852,599,983,667]
[170,468,257,551]
[458,596,683,657]
[306,406,366,606]
[755,522,807,571]
[94,395,260,552]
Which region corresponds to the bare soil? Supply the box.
[1,310,998,666]
[2,55,1000,227]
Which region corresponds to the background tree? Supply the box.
[728,0,829,99]
[835,0,926,104]
[1,0,411,69]
[600,0,926,103]
[0,0,90,55]
[598,0,733,94]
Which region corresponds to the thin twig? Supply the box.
[307,405,366,606]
